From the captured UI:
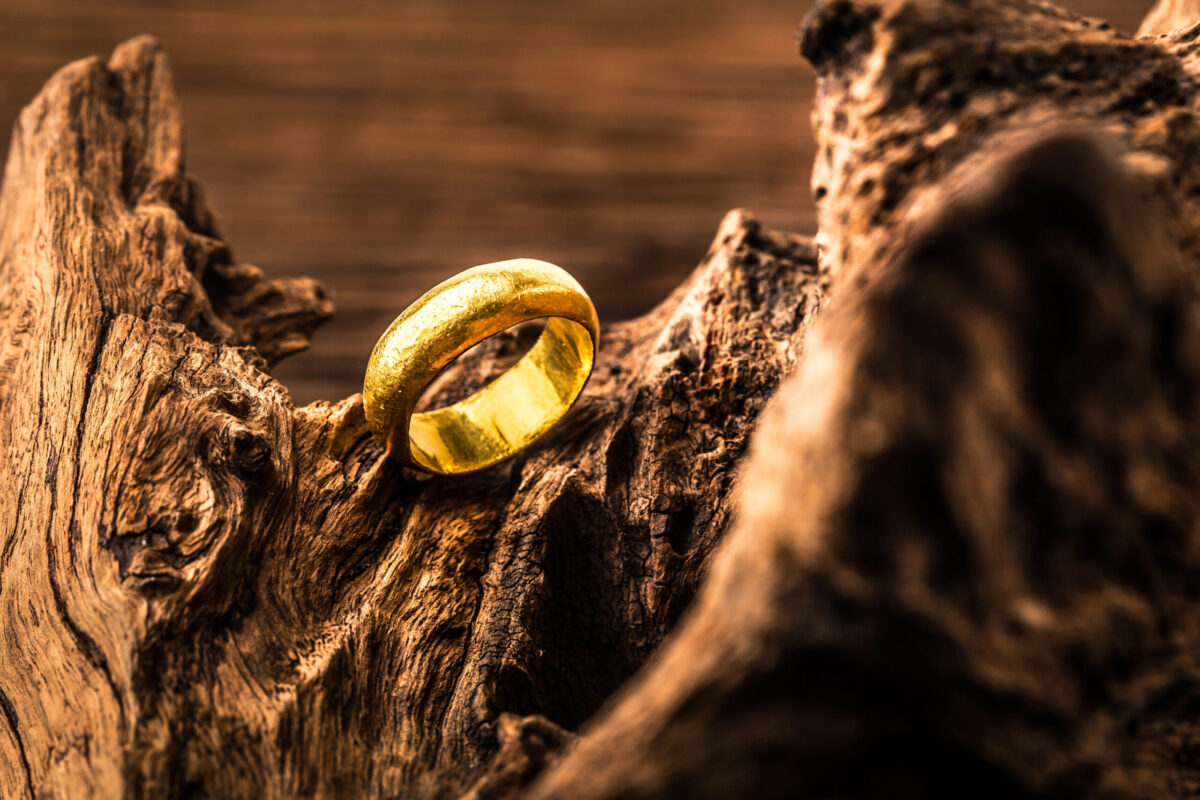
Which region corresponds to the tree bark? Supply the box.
[0,36,819,798]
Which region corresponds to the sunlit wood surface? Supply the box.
[0,0,1148,403]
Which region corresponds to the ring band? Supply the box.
[363,259,600,474]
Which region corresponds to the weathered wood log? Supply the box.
[531,127,1200,799]
[0,36,819,798]
[13,0,1200,796]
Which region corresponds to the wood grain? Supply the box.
[6,0,1200,795]
[0,36,820,796]
[0,0,1149,404]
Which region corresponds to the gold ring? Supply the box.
[363,259,600,474]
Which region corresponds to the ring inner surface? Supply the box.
[407,316,594,473]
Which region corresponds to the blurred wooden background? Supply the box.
[0,0,1147,403]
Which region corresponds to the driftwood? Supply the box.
[531,1,1200,797]
[10,0,1200,796]
[0,36,818,798]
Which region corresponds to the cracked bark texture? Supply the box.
[0,36,820,798]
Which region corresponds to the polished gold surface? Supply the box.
[363,259,600,474]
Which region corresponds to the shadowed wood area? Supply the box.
[0,0,1147,403]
